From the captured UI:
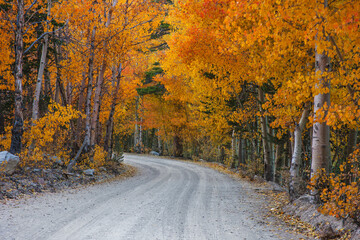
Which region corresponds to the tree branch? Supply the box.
[24,0,38,17]
[0,5,15,32]
[24,24,66,54]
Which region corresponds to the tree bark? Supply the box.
[10,0,25,154]
[53,30,67,106]
[231,130,236,167]
[67,26,96,172]
[90,59,106,146]
[238,137,244,166]
[311,3,332,201]
[90,0,116,147]
[104,63,122,154]
[258,87,274,181]
[174,135,183,157]
[289,103,310,200]
[75,69,87,143]
[31,0,51,121]
[43,57,51,102]
[346,129,357,158]
[311,49,331,178]
[0,112,4,134]
[84,26,97,152]
[134,96,143,153]
[157,129,162,155]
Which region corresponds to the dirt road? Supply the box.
[0,154,308,240]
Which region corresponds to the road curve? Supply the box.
[0,154,306,240]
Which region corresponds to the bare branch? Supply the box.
[24,0,38,17]
[24,24,66,54]
[0,5,15,32]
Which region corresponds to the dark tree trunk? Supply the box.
[174,135,183,157]
[0,112,5,134]
[104,64,122,153]
[10,0,25,154]
[346,129,357,158]
[258,87,274,181]
[66,26,96,173]
[238,137,243,166]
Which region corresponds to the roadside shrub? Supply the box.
[7,102,83,168]
[80,145,107,170]
[309,147,360,222]
[0,125,12,151]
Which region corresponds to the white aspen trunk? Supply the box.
[311,72,331,177]
[84,26,97,152]
[311,0,331,202]
[311,51,331,175]
[32,0,51,121]
[289,104,310,199]
[10,0,25,154]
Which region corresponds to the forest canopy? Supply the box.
[1,0,360,222]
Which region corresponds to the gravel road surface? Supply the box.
[0,154,308,240]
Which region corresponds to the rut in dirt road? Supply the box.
[0,154,310,240]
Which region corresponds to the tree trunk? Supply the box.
[0,112,4,134]
[67,26,96,172]
[157,130,162,155]
[275,143,285,183]
[90,59,106,146]
[231,130,237,167]
[90,1,116,147]
[10,0,25,154]
[274,144,280,182]
[84,26,97,152]
[104,64,122,153]
[43,58,51,102]
[54,30,67,106]
[311,51,331,177]
[258,87,274,181]
[75,69,87,144]
[174,135,183,157]
[134,96,142,153]
[238,137,244,166]
[311,68,331,177]
[346,129,357,158]
[32,0,51,121]
[289,103,310,200]
[311,5,332,201]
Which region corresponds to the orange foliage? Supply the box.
[309,147,360,220]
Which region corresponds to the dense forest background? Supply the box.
[1,0,360,222]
